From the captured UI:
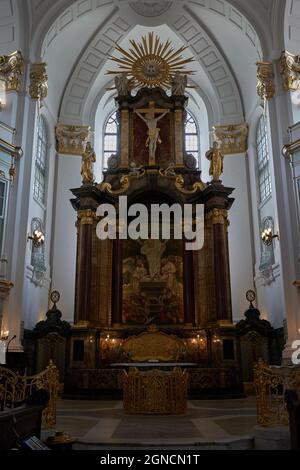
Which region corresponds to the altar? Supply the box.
[64,32,243,399]
[123,367,188,414]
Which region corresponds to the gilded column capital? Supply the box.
[0,51,24,92]
[212,123,248,155]
[205,209,229,225]
[29,62,48,101]
[280,50,300,91]
[55,124,90,155]
[256,61,275,101]
[77,209,97,225]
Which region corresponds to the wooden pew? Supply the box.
[0,389,49,450]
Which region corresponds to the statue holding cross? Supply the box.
[135,101,169,165]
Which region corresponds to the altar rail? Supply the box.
[123,367,188,414]
[0,360,59,428]
[254,359,300,427]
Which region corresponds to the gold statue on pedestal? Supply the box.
[81,142,96,184]
[205,141,224,182]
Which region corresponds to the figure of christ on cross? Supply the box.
[135,101,169,165]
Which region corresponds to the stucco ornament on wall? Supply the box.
[129,1,173,17]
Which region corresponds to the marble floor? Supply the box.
[43,397,257,449]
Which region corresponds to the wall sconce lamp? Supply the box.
[0,329,9,341]
[28,229,45,248]
[261,228,279,246]
[212,333,221,344]
[196,333,207,350]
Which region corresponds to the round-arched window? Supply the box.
[33,116,48,204]
[256,115,271,203]
[184,111,199,162]
[103,111,118,168]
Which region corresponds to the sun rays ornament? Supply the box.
[106,32,194,89]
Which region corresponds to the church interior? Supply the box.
[0,0,300,453]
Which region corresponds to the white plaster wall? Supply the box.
[246,106,285,330]
[21,105,57,329]
[222,154,254,323]
[51,155,81,324]
[0,0,22,55]
[2,89,36,349]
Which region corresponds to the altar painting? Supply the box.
[122,239,184,325]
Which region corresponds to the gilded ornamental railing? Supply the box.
[0,360,59,428]
[123,367,188,415]
[254,359,300,427]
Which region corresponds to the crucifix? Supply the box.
[135,101,169,165]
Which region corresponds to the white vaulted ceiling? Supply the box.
[18,0,286,126]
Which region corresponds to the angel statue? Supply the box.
[115,73,130,96]
[81,142,96,184]
[205,140,224,183]
[171,71,187,96]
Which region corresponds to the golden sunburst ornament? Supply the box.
[106,32,194,89]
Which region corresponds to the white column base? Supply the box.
[8,344,24,353]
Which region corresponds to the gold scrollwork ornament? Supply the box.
[280,50,300,91]
[99,167,145,196]
[29,63,48,102]
[256,61,275,101]
[99,175,130,195]
[175,174,206,194]
[0,51,24,92]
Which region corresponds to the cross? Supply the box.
[135,101,169,165]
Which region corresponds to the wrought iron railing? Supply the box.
[254,359,300,427]
[0,360,59,428]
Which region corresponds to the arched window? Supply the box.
[103,111,118,168]
[33,116,47,204]
[256,115,271,203]
[184,111,199,162]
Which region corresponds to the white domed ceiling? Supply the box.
[25,0,280,127]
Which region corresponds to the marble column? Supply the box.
[203,184,234,326]
[111,238,123,326]
[74,209,95,324]
[71,185,103,325]
[211,209,232,324]
[173,95,188,167]
[183,240,195,325]
[120,109,129,168]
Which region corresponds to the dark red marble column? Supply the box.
[183,240,195,325]
[212,213,232,324]
[74,210,94,324]
[111,238,123,326]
